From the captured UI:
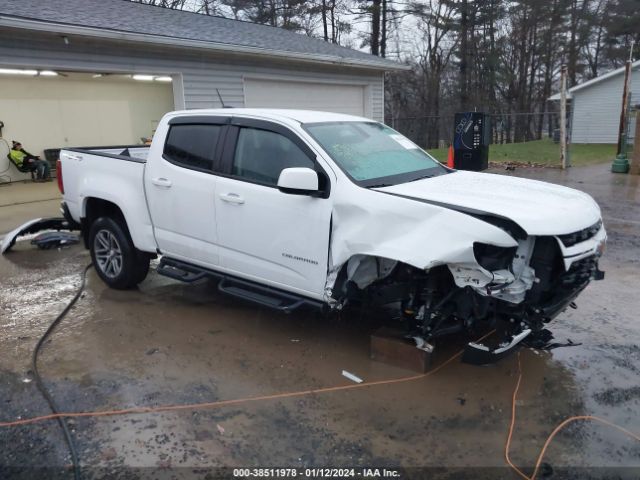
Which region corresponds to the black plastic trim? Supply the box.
[231,117,317,159]
[60,202,81,231]
[157,257,324,312]
[168,116,232,126]
[68,144,147,151]
[65,148,147,163]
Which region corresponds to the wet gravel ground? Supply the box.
[0,164,639,479]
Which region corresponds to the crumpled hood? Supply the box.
[376,171,601,236]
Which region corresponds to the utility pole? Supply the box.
[612,41,634,173]
[560,64,568,169]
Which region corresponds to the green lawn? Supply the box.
[426,138,617,167]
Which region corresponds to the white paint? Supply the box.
[277,168,319,191]
[377,170,601,236]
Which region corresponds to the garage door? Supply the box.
[0,72,173,181]
[244,78,366,117]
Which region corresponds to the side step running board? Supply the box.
[156,257,322,313]
[157,258,208,283]
[218,277,307,313]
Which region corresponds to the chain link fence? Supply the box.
[385,111,571,150]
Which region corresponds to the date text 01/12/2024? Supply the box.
[233,468,401,478]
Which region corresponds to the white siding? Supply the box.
[244,78,367,116]
[0,28,385,122]
[571,65,639,144]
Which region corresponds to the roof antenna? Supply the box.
[216,88,231,108]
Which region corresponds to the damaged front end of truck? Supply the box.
[325,193,606,364]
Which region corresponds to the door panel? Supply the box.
[144,123,223,268]
[214,124,332,297]
[215,177,331,296]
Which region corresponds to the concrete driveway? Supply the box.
[0,165,639,479]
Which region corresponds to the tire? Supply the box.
[89,216,150,289]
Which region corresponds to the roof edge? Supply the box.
[549,59,640,100]
[0,16,410,72]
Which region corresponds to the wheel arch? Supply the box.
[82,197,130,249]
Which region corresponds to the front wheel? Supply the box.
[89,216,150,289]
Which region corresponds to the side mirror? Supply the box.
[277,167,319,195]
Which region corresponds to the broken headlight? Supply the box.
[473,243,517,271]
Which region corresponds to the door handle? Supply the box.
[151,177,172,188]
[219,192,245,205]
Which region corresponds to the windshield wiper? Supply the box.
[366,183,392,189]
[409,174,435,182]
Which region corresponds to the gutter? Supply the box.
[0,16,410,72]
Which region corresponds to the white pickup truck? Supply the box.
[56,109,606,360]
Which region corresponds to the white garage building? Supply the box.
[0,0,404,181]
[549,60,639,144]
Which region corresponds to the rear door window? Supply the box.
[163,124,222,171]
[232,127,314,186]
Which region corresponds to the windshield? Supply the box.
[304,121,448,187]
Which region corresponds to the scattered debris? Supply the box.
[522,329,582,351]
[463,329,532,365]
[411,336,434,353]
[341,370,363,384]
[489,160,562,169]
[290,339,300,343]
[216,424,225,435]
[31,232,79,250]
[1,217,78,254]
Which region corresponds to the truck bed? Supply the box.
[60,145,157,253]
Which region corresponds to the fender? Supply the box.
[80,172,156,253]
[326,186,519,291]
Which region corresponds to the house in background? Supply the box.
[0,0,405,182]
[549,60,639,144]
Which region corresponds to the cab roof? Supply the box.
[167,108,373,125]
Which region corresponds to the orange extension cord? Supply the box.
[0,331,492,429]
[505,352,640,480]
[1,332,638,477]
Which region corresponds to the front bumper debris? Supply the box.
[1,217,78,254]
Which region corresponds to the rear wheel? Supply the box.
[89,216,150,289]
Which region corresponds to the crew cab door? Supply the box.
[214,118,333,298]
[144,117,229,268]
